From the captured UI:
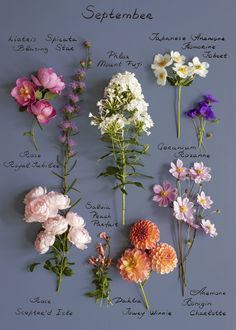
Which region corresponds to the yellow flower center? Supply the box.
[196,169,203,175]
[177,167,183,174]
[179,67,187,74]
[160,191,168,197]
[179,206,187,213]
[195,65,202,70]
[159,60,167,67]
[20,87,31,97]
[200,198,206,205]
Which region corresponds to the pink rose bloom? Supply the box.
[24,196,51,223]
[197,191,213,209]
[43,215,68,235]
[169,159,188,181]
[32,67,65,94]
[30,100,56,124]
[34,230,55,254]
[23,186,47,204]
[189,162,211,183]
[11,77,36,106]
[173,197,194,222]
[66,212,85,228]
[153,180,177,207]
[68,227,91,250]
[47,192,70,215]
[201,219,217,237]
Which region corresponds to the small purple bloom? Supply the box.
[78,81,86,90]
[68,93,79,103]
[60,121,78,131]
[59,134,67,143]
[63,104,74,113]
[70,81,79,90]
[199,105,216,120]
[203,94,218,104]
[74,69,86,80]
[68,139,76,147]
[185,109,199,118]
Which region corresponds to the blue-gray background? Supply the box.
[0,0,235,329]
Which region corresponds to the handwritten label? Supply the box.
[97,50,142,69]
[15,297,73,317]
[85,201,118,228]
[1,150,60,172]
[82,5,153,23]
[157,142,210,158]
[149,32,228,59]
[8,33,81,54]
[113,296,172,319]
[182,287,226,317]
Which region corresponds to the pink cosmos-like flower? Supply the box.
[24,195,51,223]
[32,67,65,94]
[23,186,47,204]
[201,219,217,237]
[197,191,213,209]
[66,212,85,228]
[153,180,177,207]
[173,197,194,222]
[68,227,91,250]
[34,230,55,254]
[189,162,211,183]
[100,232,110,240]
[169,159,188,181]
[11,77,36,106]
[43,215,68,235]
[30,100,56,124]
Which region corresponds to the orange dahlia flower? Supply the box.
[150,243,177,274]
[117,248,151,283]
[129,220,160,250]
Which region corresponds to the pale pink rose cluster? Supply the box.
[24,187,91,254]
[153,159,218,238]
[11,68,65,124]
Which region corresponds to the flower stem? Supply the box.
[139,282,150,310]
[177,86,182,139]
[31,120,38,151]
[177,220,186,296]
[121,135,126,225]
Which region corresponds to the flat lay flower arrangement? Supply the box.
[89,71,154,225]
[11,67,65,150]
[153,159,220,295]
[151,51,209,139]
[117,220,177,310]
[185,94,219,150]
[23,42,92,292]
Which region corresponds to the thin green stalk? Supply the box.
[139,282,150,310]
[177,86,182,139]
[121,133,126,225]
[31,120,38,151]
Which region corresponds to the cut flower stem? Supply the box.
[139,282,150,311]
[177,86,182,139]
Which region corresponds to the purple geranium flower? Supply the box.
[185,109,199,118]
[199,105,216,120]
[203,94,218,104]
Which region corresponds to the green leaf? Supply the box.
[67,178,77,192]
[27,263,40,272]
[98,166,119,178]
[68,160,77,173]
[44,91,57,100]
[23,131,32,137]
[35,90,43,100]
[51,171,64,180]
[52,265,59,275]
[211,119,220,125]
[63,267,74,276]
[99,152,112,160]
[43,260,52,271]
[126,181,144,188]
[19,106,26,112]
[70,197,82,209]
